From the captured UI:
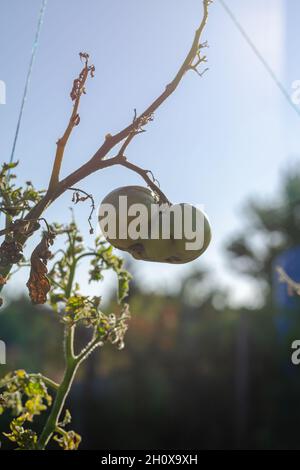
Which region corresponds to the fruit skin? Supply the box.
[99,186,156,251]
[170,203,211,263]
[142,208,176,262]
[142,237,176,263]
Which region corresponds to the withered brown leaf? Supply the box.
[27,230,56,304]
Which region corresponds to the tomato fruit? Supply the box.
[99,185,156,251]
[99,186,211,264]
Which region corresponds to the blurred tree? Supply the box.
[0,298,64,378]
[225,165,300,449]
[227,167,300,301]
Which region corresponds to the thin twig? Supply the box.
[87,1,211,166]
[48,53,95,191]
[117,157,170,204]
[276,266,300,296]
[68,187,95,234]
[45,0,211,196]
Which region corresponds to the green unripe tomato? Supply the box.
[169,203,211,263]
[141,203,211,264]
[99,186,211,264]
[99,185,156,251]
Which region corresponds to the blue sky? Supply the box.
[0,0,299,305]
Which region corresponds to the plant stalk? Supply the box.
[37,324,80,450]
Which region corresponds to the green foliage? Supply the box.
[0,370,52,450]
[3,414,38,450]
[49,224,131,307]
[47,224,131,348]
[52,409,81,450]
[0,370,52,420]
[0,162,45,278]
[53,429,81,451]
[0,219,132,450]
[0,162,44,219]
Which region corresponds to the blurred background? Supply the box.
[1,0,300,450]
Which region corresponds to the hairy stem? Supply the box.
[37,326,102,449]
[36,246,101,449]
[37,342,79,450]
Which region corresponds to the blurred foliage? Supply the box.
[226,167,300,293]
[2,168,300,449]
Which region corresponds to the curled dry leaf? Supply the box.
[27,231,56,304]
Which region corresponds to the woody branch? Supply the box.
[0,0,212,284]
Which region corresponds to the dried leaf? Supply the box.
[27,231,55,304]
[70,53,95,102]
